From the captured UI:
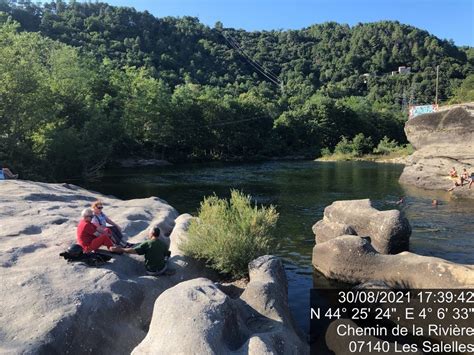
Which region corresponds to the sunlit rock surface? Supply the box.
[313,199,411,254]
[133,255,308,354]
[400,105,474,199]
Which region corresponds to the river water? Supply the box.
[85,160,474,333]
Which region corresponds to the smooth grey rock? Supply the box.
[400,106,474,199]
[312,220,356,244]
[133,255,308,354]
[0,180,216,354]
[312,235,474,288]
[313,199,411,254]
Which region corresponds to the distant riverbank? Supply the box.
[316,151,410,164]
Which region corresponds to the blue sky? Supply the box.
[103,0,473,46]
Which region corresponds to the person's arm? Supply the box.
[110,246,137,254]
[91,216,107,233]
[105,216,121,230]
[86,223,102,237]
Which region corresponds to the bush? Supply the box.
[334,136,354,155]
[373,136,399,155]
[351,133,373,157]
[180,190,279,279]
[320,147,332,157]
[333,133,373,157]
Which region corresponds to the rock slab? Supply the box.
[0,180,216,354]
[313,199,411,254]
[313,235,474,288]
[132,255,308,354]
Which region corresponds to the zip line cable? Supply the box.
[223,34,281,87]
[225,34,281,84]
[220,30,284,90]
[225,35,282,86]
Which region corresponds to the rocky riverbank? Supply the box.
[312,199,474,352]
[0,180,307,354]
[312,199,474,288]
[399,105,474,199]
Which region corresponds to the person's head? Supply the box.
[148,225,161,240]
[91,200,104,215]
[81,208,94,222]
[432,199,438,206]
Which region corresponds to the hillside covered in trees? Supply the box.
[1,0,473,180]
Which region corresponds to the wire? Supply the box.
[225,34,281,83]
[220,30,284,89]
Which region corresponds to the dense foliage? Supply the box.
[181,190,279,278]
[449,74,474,103]
[0,1,472,180]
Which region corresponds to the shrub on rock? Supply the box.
[180,190,279,279]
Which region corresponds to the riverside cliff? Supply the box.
[399,103,474,199]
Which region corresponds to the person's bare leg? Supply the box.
[2,168,17,179]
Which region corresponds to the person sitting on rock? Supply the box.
[0,166,18,179]
[460,168,469,186]
[77,208,115,253]
[449,167,458,178]
[90,200,134,248]
[447,180,460,192]
[113,225,170,276]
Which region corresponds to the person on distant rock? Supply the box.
[469,172,474,189]
[449,167,458,178]
[113,225,170,276]
[77,208,115,253]
[90,200,134,248]
[460,168,469,186]
[0,166,18,179]
[447,181,460,192]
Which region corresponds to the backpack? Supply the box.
[60,250,112,267]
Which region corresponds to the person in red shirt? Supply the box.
[77,208,114,253]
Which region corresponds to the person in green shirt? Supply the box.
[111,225,169,275]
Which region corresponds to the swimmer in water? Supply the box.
[395,196,405,205]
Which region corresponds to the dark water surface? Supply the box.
[84,160,474,333]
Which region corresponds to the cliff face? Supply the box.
[399,104,474,199]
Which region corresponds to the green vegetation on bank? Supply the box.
[319,134,414,161]
[0,1,472,180]
[448,74,474,104]
[180,190,279,279]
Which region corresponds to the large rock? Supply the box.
[399,105,474,199]
[0,180,214,354]
[132,255,308,354]
[313,199,411,254]
[312,235,474,288]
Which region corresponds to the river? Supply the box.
[84,160,474,334]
